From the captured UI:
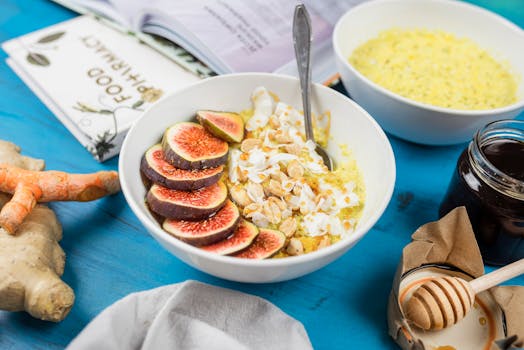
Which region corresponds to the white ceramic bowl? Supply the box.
[119,73,395,283]
[333,0,524,145]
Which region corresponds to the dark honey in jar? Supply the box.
[439,120,524,265]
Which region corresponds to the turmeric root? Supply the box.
[0,141,73,322]
[0,193,74,321]
[0,164,120,234]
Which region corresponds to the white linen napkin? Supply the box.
[67,280,312,350]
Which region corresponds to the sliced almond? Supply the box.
[284,143,302,156]
[270,171,288,183]
[237,167,248,182]
[292,183,302,196]
[287,159,304,179]
[274,131,292,144]
[268,179,285,197]
[268,196,287,211]
[263,200,282,225]
[286,238,304,256]
[240,138,262,153]
[246,181,265,202]
[243,202,262,218]
[279,217,297,238]
[230,184,252,207]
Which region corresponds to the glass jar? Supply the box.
[439,120,524,265]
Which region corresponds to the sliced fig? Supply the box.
[197,110,244,143]
[141,144,223,190]
[146,181,228,220]
[163,200,240,246]
[200,220,259,255]
[162,122,228,170]
[233,228,286,259]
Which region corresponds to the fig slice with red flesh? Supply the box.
[196,110,244,143]
[200,220,259,255]
[233,228,286,259]
[147,181,228,220]
[163,200,240,246]
[141,144,223,190]
[162,122,229,170]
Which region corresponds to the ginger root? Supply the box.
[0,193,74,321]
[0,160,119,234]
[0,141,73,321]
[0,140,44,171]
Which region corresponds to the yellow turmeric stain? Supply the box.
[349,29,517,110]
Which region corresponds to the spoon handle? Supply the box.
[469,258,524,294]
[293,4,314,142]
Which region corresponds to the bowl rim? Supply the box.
[119,72,396,268]
[333,0,524,116]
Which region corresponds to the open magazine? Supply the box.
[52,0,368,83]
[2,16,201,161]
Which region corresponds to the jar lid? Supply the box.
[470,120,524,200]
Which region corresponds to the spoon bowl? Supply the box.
[315,144,334,171]
[293,4,334,171]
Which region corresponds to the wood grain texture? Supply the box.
[0,1,523,349]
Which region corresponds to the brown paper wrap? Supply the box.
[388,206,524,350]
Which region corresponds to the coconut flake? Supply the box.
[268,153,297,165]
[288,127,306,146]
[251,212,270,228]
[298,183,316,215]
[302,212,330,236]
[275,102,305,132]
[246,87,273,131]
[315,180,360,214]
[247,148,266,168]
[306,161,328,174]
[302,213,347,237]
[228,149,241,183]
[282,179,295,193]
[247,171,267,184]
[286,194,301,209]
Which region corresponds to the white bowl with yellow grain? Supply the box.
[333,0,524,145]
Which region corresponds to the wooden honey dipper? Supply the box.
[404,258,524,330]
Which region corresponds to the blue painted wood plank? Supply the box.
[0,1,522,349]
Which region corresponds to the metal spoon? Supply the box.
[293,4,334,171]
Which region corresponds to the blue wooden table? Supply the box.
[0,1,523,349]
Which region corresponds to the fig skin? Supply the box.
[147,181,228,220]
[197,110,245,143]
[141,144,223,191]
[200,220,259,255]
[163,200,240,246]
[233,228,286,259]
[162,122,229,170]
